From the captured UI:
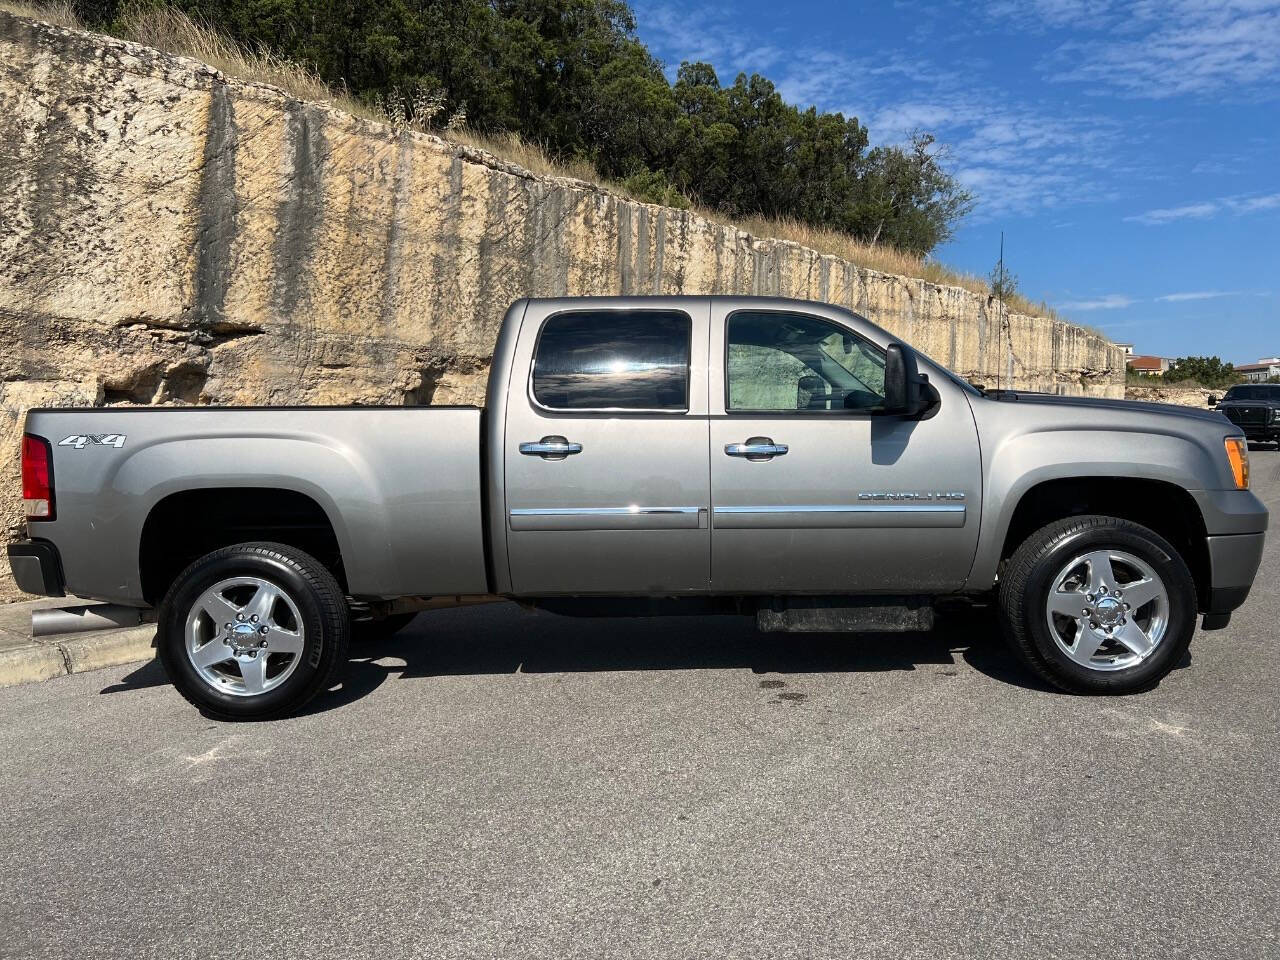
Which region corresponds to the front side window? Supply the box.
[726,311,886,412]
[532,310,691,411]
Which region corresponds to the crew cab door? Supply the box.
[502,300,710,595]
[708,304,982,593]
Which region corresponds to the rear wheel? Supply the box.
[998,515,1196,694]
[156,542,349,720]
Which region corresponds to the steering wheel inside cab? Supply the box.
[797,375,881,411]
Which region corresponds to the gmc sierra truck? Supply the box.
[7,297,1268,719]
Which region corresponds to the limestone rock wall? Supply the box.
[0,11,1124,600]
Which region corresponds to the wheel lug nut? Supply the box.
[224,622,231,629]
[250,615,259,623]
[236,613,246,622]
[1123,602,1131,610]
[259,625,269,635]
[259,640,267,648]
[1089,621,1099,630]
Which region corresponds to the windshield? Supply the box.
[1224,385,1280,401]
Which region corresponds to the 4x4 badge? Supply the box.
[58,434,126,450]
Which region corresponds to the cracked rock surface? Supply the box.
[0,11,1124,600]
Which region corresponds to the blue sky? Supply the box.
[632,0,1280,363]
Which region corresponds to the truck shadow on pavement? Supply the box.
[102,601,1191,714]
[300,604,1063,715]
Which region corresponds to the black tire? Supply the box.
[156,542,350,721]
[998,515,1196,694]
[351,612,418,643]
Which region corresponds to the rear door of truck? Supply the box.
[501,298,711,595]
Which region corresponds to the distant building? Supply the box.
[1115,342,1135,357]
[1127,354,1171,375]
[1237,358,1280,383]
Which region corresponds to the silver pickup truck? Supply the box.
[8,297,1268,718]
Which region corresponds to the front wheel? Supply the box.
[998,516,1196,694]
[156,542,350,721]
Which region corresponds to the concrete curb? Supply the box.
[0,626,156,688]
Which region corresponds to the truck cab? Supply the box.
[491,297,980,598]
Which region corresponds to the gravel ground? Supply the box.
[1,451,1277,960]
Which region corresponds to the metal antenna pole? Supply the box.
[996,232,1004,391]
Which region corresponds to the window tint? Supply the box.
[727,311,886,412]
[533,310,691,411]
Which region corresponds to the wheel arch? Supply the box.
[139,486,349,605]
[982,474,1210,609]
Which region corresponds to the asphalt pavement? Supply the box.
[2,451,1278,960]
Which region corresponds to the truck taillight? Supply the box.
[21,434,55,521]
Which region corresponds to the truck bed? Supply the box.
[23,406,489,604]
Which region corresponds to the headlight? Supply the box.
[1224,437,1250,490]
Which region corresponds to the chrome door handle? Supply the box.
[519,436,583,459]
[725,437,788,460]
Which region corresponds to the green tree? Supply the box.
[1163,356,1242,389]
[988,260,1019,300]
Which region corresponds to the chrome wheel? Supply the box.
[184,576,306,697]
[1045,549,1170,671]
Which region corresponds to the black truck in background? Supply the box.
[1212,384,1280,446]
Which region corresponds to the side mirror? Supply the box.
[883,343,930,417]
[1207,395,1219,406]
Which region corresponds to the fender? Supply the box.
[967,424,1221,590]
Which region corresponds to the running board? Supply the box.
[756,596,934,634]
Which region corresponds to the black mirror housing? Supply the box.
[884,344,909,413]
[1207,395,1219,406]
[883,342,931,417]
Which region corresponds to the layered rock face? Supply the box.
[0,12,1124,600]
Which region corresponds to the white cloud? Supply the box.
[995,0,1280,99]
[1228,192,1280,213]
[1155,291,1242,302]
[1125,202,1221,225]
[1059,294,1135,310]
[1126,192,1280,225]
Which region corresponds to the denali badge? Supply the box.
[858,491,965,502]
[58,434,127,450]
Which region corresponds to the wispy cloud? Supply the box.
[1155,291,1242,302]
[1125,202,1219,225]
[1059,294,1135,310]
[1126,192,1280,225]
[990,0,1280,99]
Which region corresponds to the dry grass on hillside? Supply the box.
[1,0,76,27]
[4,1,1070,325]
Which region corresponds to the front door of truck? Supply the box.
[708,304,982,594]
[503,300,711,595]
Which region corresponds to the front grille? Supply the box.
[1223,406,1268,426]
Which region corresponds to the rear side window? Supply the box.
[532,310,691,411]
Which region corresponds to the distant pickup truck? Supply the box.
[8,297,1268,718]
[1210,384,1280,447]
